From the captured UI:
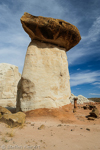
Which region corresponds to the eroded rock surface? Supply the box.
[17,13,81,112]
[0,106,26,127]
[16,40,71,112]
[0,63,21,107]
[20,12,81,51]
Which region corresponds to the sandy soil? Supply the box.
[0,102,100,150]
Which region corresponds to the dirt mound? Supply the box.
[25,104,76,123]
[25,102,100,125]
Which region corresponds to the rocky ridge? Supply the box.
[70,94,94,104]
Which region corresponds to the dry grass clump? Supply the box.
[6,129,15,137]
[1,136,9,143]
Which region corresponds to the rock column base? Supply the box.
[16,40,71,112]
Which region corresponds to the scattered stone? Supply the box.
[31,122,35,126]
[71,129,74,131]
[86,128,90,131]
[26,121,31,124]
[90,107,99,118]
[83,105,89,110]
[88,105,95,110]
[57,124,62,127]
[88,117,95,120]
[38,124,45,130]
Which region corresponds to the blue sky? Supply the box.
[0,0,100,98]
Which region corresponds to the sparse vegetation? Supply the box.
[6,129,15,137]
[88,98,100,102]
[1,136,9,143]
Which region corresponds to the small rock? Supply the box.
[73,108,76,113]
[31,122,35,126]
[26,121,31,124]
[83,105,89,110]
[86,128,90,131]
[57,124,62,127]
[38,124,45,130]
[71,129,74,131]
[88,117,95,120]
[90,107,99,118]
[89,105,96,110]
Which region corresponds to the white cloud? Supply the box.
[67,16,100,66]
[82,16,100,44]
[89,93,100,96]
[76,88,81,90]
[67,47,85,65]
[70,70,100,87]
[93,82,100,85]
[77,68,80,71]
[92,82,100,88]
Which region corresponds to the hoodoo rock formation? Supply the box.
[16,12,81,112]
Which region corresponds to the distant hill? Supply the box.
[88,98,100,102]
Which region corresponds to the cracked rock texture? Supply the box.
[16,40,71,112]
[0,63,21,107]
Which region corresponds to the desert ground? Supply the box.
[0,102,100,150]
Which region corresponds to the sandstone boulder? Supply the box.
[0,63,21,107]
[16,40,71,112]
[90,107,99,118]
[0,111,26,127]
[0,106,12,115]
[20,12,81,51]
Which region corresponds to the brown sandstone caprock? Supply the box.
[20,12,81,51]
[16,13,81,112]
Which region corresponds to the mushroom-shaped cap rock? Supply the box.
[21,12,81,51]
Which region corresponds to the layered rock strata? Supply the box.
[0,63,21,107]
